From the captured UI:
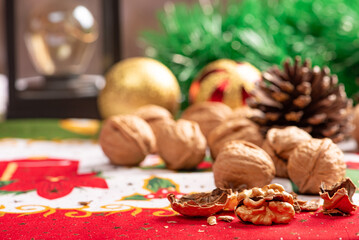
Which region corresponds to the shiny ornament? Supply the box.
[25,2,98,78]
[189,59,261,109]
[98,58,181,118]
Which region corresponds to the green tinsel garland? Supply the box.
[141,0,359,109]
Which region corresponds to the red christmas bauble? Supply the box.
[189,59,261,108]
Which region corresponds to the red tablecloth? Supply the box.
[0,119,358,239]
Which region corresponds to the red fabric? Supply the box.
[1,208,358,239]
[0,159,108,199]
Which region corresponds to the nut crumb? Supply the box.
[164,226,169,229]
[218,216,234,222]
[78,201,92,206]
[198,229,205,232]
[207,216,217,226]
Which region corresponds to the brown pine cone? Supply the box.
[248,57,353,143]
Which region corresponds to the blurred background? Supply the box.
[0,0,196,119]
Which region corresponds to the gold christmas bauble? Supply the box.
[98,58,181,118]
[189,59,261,109]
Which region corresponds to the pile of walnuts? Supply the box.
[99,102,347,195]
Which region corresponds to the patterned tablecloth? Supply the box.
[0,119,358,240]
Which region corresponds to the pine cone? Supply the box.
[248,57,353,143]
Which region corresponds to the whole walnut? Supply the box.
[213,141,275,190]
[133,104,173,124]
[208,119,263,160]
[287,138,346,194]
[156,119,207,170]
[133,104,173,137]
[262,126,312,178]
[352,105,359,147]
[99,115,156,166]
[227,106,263,121]
[181,102,233,139]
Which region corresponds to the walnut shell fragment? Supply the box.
[208,119,264,160]
[218,215,234,222]
[235,184,295,225]
[207,216,217,225]
[181,102,233,139]
[291,192,320,213]
[167,188,236,217]
[262,126,312,178]
[156,119,206,170]
[213,141,275,190]
[320,178,358,216]
[99,115,156,166]
[287,138,346,194]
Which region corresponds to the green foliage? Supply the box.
[0,180,13,188]
[123,194,148,200]
[146,177,176,193]
[141,0,359,109]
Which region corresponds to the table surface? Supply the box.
[0,119,358,240]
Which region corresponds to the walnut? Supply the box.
[262,126,312,178]
[234,184,295,225]
[181,102,233,139]
[156,119,206,170]
[320,178,357,216]
[133,104,173,132]
[213,141,275,190]
[352,105,359,147]
[287,138,346,194]
[99,115,156,166]
[208,118,263,160]
[227,106,263,121]
[133,105,173,152]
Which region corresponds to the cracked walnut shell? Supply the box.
[287,138,346,194]
[181,102,233,139]
[320,178,357,216]
[213,141,275,190]
[99,115,156,166]
[262,126,312,178]
[235,184,295,225]
[167,188,235,217]
[156,119,206,170]
[208,118,263,160]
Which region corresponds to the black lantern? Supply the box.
[4,0,120,118]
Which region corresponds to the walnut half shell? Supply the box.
[235,184,295,225]
[167,188,235,217]
[320,178,358,216]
